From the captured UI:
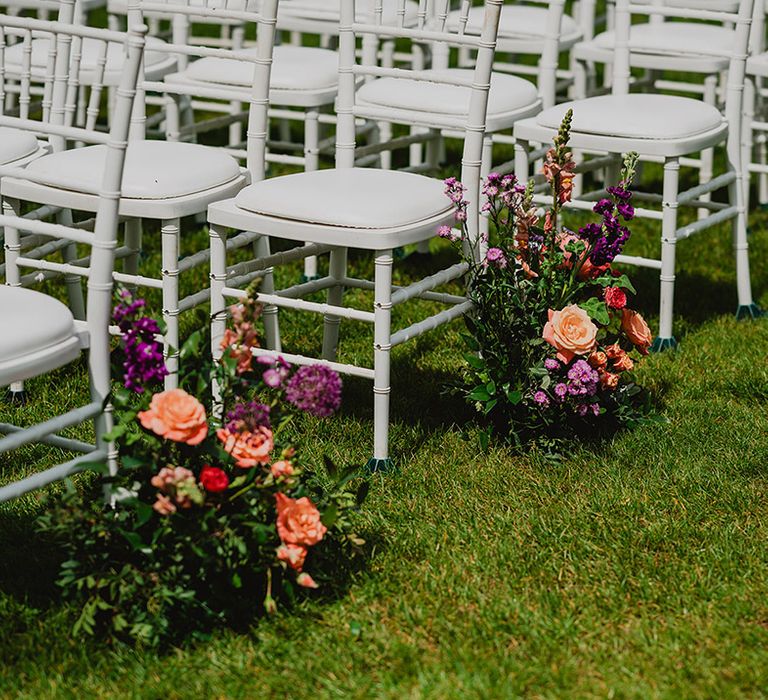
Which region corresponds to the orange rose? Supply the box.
[622,309,653,355]
[542,304,598,364]
[216,426,274,468]
[138,389,208,445]
[275,492,327,547]
[613,353,634,372]
[600,371,619,389]
[577,258,610,281]
[588,351,607,370]
[604,343,623,360]
[296,572,319,588]
[277,543,307,571]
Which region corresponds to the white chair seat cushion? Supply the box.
[356,69,538,119]
[0,286,80,385]
[5,36,170,84]
[590,22,733,57]
[181,45,338,91]
[449,5,579,40]
[24,141,242,200]
[537,95,724,140]
[234,168,451,229]
[280,0,419,24]
[0,128,40,165]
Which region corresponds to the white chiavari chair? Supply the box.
[208,0,505,471]
[514,0,759,351]
[1,0,283,391]
[0,8,145,502]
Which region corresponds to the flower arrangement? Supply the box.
[440,110,655,449]
[37,288,366,647]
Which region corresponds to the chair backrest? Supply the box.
[336,0,503,238]
[613,0,755,134]
[0,6,145,404]
[128,0,278,180]
[429,0,566,109]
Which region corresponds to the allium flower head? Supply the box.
[286,364,342,418]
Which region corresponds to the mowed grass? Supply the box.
[2,25,768,692]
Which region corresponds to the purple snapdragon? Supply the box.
[226,400,271,432]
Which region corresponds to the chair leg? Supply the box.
[653,157,680,351]
[730,128,760,320]
[3,197,25,401]
[253,235,281,352]
[56,208,86,321]
[367,248,394,473]
[123,218,142,290]
[698,75,718,221]
[321,246,347,361]
[479,134,493,258]
[743,77,756,213]
[303,109,320,281]
[161,217,180,389]
[210,221,227,417]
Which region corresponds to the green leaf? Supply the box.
[596,273,636,294]
[506,389,523,405]
[463,353,484,369]
[232,572,242,589]
[468,385,490,402]
[322,504,338,528]
[180,330,203,360]
[580,298,610,326]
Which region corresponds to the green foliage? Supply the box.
[34,292,367,648]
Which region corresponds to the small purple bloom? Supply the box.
[544,358,560,371]
[554,383,568,400]
[533,390,550,408]
[484,247,507,269]
[285,364,342,418]
[591,403,600,416]
[576,403,589,417]
[617,201,635,221]
[226,400,271,432]
[593,198,613,216]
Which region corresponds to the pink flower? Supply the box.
[270,460,295,479]
[153,494,177,516]
[296,572,319,589]
[277,543,307,571]
[604,286,627,310]
[216,425,274,468]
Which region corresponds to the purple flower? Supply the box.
[437,225,453,239]
[544,358,560,371]
[285,364,342,418]
[533,390,550,408]
[617,201,635,221]
[593,198,613,216]
[566,359,599,397]
[226,400,271,432]
[484,247,507,269]
[257,355,291,388]
[590,403,600,416]
[576,403,589,417]
[554,383,568,400]
[578,222,602,242]
[607,185,631,201]
[113,292,168,392]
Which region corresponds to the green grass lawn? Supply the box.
[2,178,768,696]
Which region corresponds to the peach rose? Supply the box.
[613,353,634,372]
[275,492,327,547]
[588,351,607,370]
[271,460,295,479]
[604,343,623,360]
[622,309,653,355]
[138,389,208,445]
[216,425,274,468]
[600,371,619,389]
[277,543,307,571]
[542,304,598,364]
